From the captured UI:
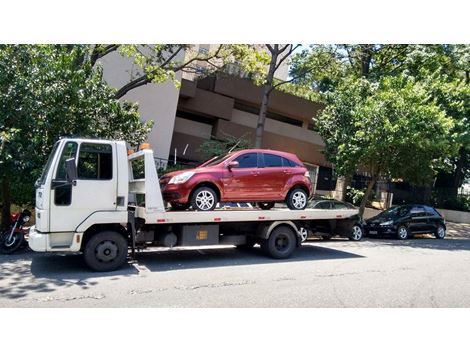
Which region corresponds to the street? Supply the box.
[1,222,469,308]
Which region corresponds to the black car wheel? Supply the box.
[349,225,363,241]
[397,225,410,240]
[435,225,446,239]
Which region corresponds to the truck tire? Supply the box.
[286,188,308,210]
[261,225,296,259]
[190,187,218,211]
[83,231,128,272]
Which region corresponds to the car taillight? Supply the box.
[10,213,19,222]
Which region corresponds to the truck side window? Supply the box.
[54,142,78,206]
[78,143,113,180]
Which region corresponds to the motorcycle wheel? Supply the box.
[0,231,25,254]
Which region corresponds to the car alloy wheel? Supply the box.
[397,226,409,240]
[292,191,306,209]
[436,225,446,239]
[195,190,215,211]
[298,227,308,242]
[350,225,363,241]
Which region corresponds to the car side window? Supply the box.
[425,206,438,217]
[282,157,296,167]
[264,153,283,167]
[317,201,331,209]
[411,206,426,217]
[235,153,258,168]
[333,202,347,209]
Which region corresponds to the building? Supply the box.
[100,46,339,196]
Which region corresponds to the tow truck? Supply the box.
[28,138,363,271]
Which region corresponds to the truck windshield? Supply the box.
[37,142,60,186]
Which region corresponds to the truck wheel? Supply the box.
[258,202,274,210]
[286,188,308,210]
[190,187,218,211]
[83,231,128,272]
[261,226,296,259]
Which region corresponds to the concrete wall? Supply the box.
[99,50,182,162]
[437,209,470,224]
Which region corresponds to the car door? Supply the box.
[223,152,260,201]
[408,206,429,233]
[256,153,287,199]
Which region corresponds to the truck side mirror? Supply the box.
[65,158,78,184]
[227,161,239,170]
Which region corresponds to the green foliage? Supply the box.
[317,74,456,184]
[0,45,152,206]
[345,186,366,206]
[198,133,251,160]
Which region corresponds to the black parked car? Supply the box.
[365,204,446,240]
[305,199,365,241]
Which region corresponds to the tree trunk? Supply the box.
[451,146,466,198]
[1,177,11,230]
[359,173,378,217]
[254,46,279,148]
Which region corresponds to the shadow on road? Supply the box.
[134,243,364,272]
[362,236,470,251]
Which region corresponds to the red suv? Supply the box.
[160,149,313,211]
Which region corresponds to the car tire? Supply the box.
[349,224,363,241]
[190,187,218,211]
[396,225,410,240]
[258,202,275,210]
[261,226,297,259]
[286,188,308,210]
[170,202,189,211]
[83,231,128,272]
[435,224,446,239]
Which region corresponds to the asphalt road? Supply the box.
[1,226,470,308]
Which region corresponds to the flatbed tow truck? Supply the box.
[28,138,363,271]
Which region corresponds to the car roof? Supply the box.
[233,148,300,160]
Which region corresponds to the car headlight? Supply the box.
[380,220,393,226]
[168,171,195,184]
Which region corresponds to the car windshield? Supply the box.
[381,205,411,217]
[200,153,233,167]
[37,141,60,186]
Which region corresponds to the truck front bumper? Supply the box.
[28,226,82,252]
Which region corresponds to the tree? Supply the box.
[90,44,267,99]
[0,45,152,228]
[317,75,455,215]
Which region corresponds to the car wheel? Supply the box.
[83,231,128,272]
[190,187,218,211]
[396,225,410,240]
[286,188,308,210]
[435,225,446,239]
[298,227,309,242]
[258,202,275,210]
[170,202,189,211]
[261,226,296,259]
[349,225,363,241]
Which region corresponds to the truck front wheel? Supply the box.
[83,231,128,272]
[261,226,296,259]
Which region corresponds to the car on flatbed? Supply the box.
[160,149,313,212]
[365,204,446,240]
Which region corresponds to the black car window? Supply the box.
[282,157,296,167]
[315,201,331,209]
[235,153,258,168]
[424,206,439,217]
[410,206,426,217]
[263,153,283,167]
[333,201,348,209]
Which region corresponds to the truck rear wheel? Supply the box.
[83,231,128,272]
[261,225,296,259]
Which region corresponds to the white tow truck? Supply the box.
[29,137,363,271]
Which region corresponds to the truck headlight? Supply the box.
[380,220,393,226]
[168,171,195,184]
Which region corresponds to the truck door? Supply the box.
[49,141,117,232]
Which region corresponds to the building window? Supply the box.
[316,166,337,191]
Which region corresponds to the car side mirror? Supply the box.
[227,161,239,170]
[65,158,78,185]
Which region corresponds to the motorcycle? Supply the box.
[0,209,32,254]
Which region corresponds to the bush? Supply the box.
[345,186,365,206]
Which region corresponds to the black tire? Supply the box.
[435,224,446,239]
[349,224,363,241]
[258,202,275,210]
[286,188,308,210]
[83,231,128,272]
[170,202,190,211]
[396,225,410,240]
[190,186,218,211]
[261,226,297,259]
[0,231,24,254]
